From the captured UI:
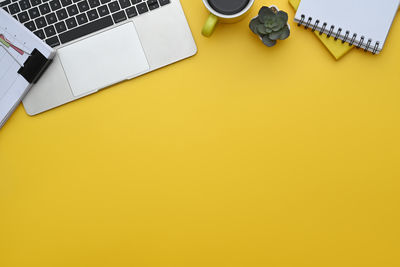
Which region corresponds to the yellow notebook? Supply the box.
[289,0,353,60]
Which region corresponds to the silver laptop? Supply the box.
[1,0,196,115]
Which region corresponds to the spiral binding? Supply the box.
[297,14,380,54]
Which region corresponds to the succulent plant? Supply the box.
[250,6,290,47]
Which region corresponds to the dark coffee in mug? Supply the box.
[207,0,250,15]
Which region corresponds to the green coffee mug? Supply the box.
[202,0,255,37]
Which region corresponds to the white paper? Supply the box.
[0,8,54,128]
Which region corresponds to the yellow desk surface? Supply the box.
[1,1,400,266]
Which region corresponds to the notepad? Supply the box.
[289,0,353,60]
[295,0,400,54]
[0,8,54,129]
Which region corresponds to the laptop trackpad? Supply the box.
[58,22,150,97]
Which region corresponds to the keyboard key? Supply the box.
[46,36,60,47]
[100,0,110,4]
[76,13,88,24]
[39,3,51,14]
[18,11,30,23]
[77,0,89,12]
[108,1,119,12]
[87,9,98,20]
[30,0,42,6]
[125,6,136,18]
[35,16,47,28]
[8,3,20,14]
[56,8,68,19]
[59,15,113,44]
[65,17,77,28]
[66,4,78,15]
[97,5,109,16]
[149,3,160,10]
[28,7,40,18]
[147,0,159,10]
[55,21,67,32]
[0,0,11,7]
[112,10,126,23]
[3,6,10,13]
[118,0,130,8]
[158,0,169,6]
[19,0,31,10]
[88,0,99,8]
[24,21,37,31]
[34,29,46,39]
[131,0,141,4]
[45,12,57,24]
[136,2,147,14]
[49,0,61,10]
[60,0,71,6]
[44,25,56,37]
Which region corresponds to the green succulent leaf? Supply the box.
[276,11,289,23]
[272,24,282,31]
[277,18,286,27]
[258,6,275,23]
[269,30,281,40]
[257,24,267,35]
[279,25,290,40]
[262,35,277,47]
[249,18,261,34]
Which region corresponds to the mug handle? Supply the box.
[202,13,218,37]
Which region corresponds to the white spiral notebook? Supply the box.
[295,0,400,54]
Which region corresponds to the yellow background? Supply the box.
[1,0,400,266]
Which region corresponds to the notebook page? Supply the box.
[295,0,400,53]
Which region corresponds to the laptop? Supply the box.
[0,0,197,115]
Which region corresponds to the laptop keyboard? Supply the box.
[1,0,171,48]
